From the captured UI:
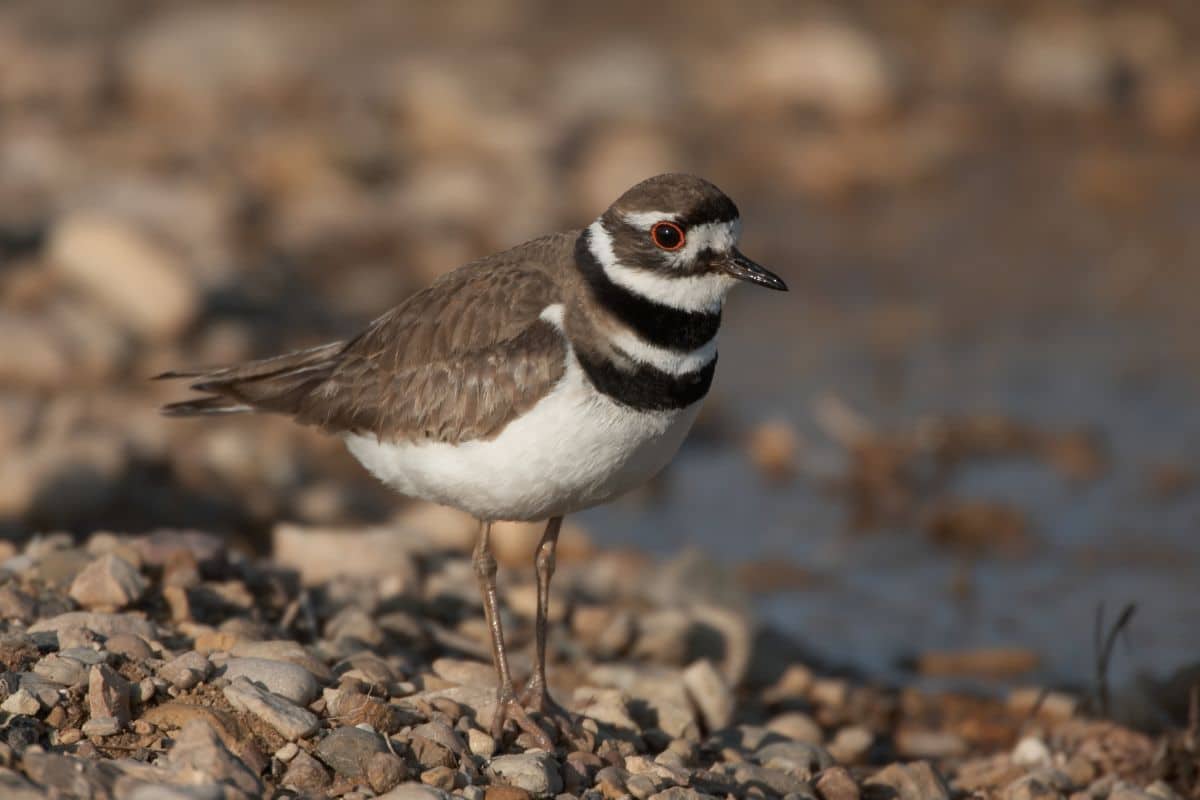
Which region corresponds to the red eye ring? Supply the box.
[650,221,685,251]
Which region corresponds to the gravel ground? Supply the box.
[0,521,1195,799]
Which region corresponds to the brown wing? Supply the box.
[160,235,572,444]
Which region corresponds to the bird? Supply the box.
[158,173,787,748]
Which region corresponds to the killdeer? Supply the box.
[159,173,786,747]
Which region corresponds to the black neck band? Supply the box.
[575,349,716,411]
[574,228,721,352]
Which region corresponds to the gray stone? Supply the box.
[587,665,697,739]
[229,640,333,682]
[59,647,107,666]
[627,772,664,799]
[123,784,225,800]
[682,659,734,732]
[159,651,212,690]
[0,768,43,800]
[0,689,40,716]
[315,726,387,779]
[411,719,468,756]
[82,716,121,737]
[28,612,156,641]
[487,752,563,798]
[33,654,88,688]
[766,712,824,745]
[223,676,319,740]
[96,633,152,662]
[573,686,640,733]
[221,656,318,705]
[754,741,835,777]
[731,763,814,797]
[418,686,499,730]
[467,727,495,757]
[17,673,62,708]
[432,657,496,687]
[324,606,384,645]
[68,554,147,610]
[20,750,93,797]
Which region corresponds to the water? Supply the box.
[580,166,1200,695]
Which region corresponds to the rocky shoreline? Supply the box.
[0,519,1192,799]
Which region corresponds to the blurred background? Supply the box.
[1,0,1198,711]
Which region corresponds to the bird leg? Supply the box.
[519,516,576,735]
[473,520,553,750]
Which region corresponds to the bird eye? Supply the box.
[650,221,685,251]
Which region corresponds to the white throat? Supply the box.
[587,220,738,314]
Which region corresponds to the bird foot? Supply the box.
[490,689,555,751]
[520,679,586,748]
[490,681,584,752]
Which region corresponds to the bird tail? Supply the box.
[155,342,346,418]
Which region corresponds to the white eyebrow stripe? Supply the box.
[620,211,678,230]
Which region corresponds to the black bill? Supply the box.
[721,249,788,291]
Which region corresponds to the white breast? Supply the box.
[344,347,703,522]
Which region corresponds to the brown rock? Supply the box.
[411,735,457,770]
[141,701,265,774]
[49,212,199,341]
[486,787,533,800]
[828,726,873,764]
[924,502,1031,557]
[747,418,800,482]
[273,522,421,586]
[816,766,860,800]
[767,712,823,745]
[864,761,950,800]
[422,765,459,790]
[282,749,331,793]
[0,588,35,624]
[327,688,403,733]
[165,719,262,796]
[87,664,130,730]
[894,728,968,759]
[366,751,408,794]
[917,647,1039,679]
